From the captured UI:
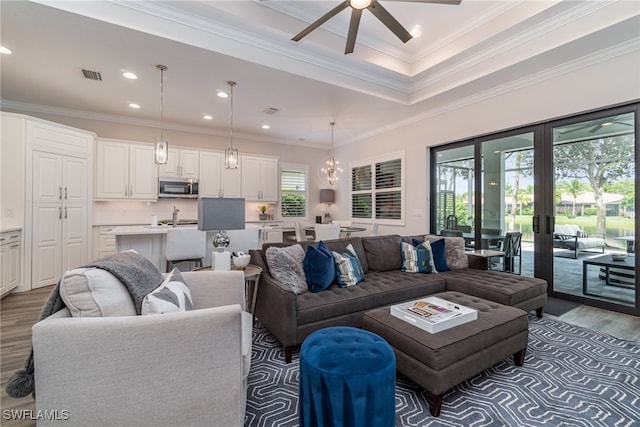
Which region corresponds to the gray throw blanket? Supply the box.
[5,251,164,398]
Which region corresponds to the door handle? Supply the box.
[59,187,62,200]
[64,206,68,219]
[65,187,68,200]
[58,207,62,219]
[532,215,540,234]
[546,215,554,234]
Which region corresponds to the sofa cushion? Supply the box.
[442,269,547,309]
[332,244,365,287]
[362,235,403,272]
[424,236,469,270]
[428,238,449,272]
[296,270,447,326]
[266,244,308,294]
[303,241,336,293]
[141,269,193,315]
[400,241,435,273]
[59,267,136,317]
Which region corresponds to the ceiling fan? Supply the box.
[292,0,461,54]
[560,116,633,135]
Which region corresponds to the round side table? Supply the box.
[193,264,262,314]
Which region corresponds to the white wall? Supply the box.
[4,51,639,234]
[0,114,26,230]
[331,51,640,236]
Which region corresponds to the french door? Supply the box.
[432,103,639,316]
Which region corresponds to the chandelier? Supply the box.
[322,122,343,185]
[154,65,168,164]
[225,81,239,169]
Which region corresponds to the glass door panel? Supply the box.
[551,112,636,307]
[434,145,474,237]
[480,133,535,277]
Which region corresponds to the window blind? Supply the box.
[281,168,307,218]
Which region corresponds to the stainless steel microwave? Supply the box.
[158,177,199,198]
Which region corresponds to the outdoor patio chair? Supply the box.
[500,232,522,275]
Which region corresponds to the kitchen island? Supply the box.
[108,224,279,271]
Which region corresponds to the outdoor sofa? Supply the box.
[553,224,606,258]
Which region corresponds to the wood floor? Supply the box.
[1,286,639,426]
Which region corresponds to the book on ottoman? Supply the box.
[391,297,477,333]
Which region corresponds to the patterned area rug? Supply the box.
[244,316,639,427]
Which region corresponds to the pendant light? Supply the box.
[155,64,168,164]
[225,81,239,169]
[322,122,343,185]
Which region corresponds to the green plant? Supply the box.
[258,205,268,214]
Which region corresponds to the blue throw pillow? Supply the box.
[429,238,450,272]
[303,241,336,293]
[332,244,365,287]
[401,241,434,273]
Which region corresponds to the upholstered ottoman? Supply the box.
[298,326,396,427]
[363,291,528,416]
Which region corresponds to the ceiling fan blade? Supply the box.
[368,0,412,43]
[383,0,461,4]
[292,0,350,42]
[588,124,602,133]
[613,121,633,126]
[345,8,363,54]
[560,123,593,135]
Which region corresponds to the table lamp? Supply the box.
[320,189,335,223]
[198,197,245,270]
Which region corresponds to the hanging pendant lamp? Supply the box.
[225,81,239,169]
[155,65,168,164]
[321,122,343,185]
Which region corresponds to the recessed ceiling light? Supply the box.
[122,72,137,80]
[410,25,422,38]
[129,103,140,109]
[261,124,270,129]
[217,91,228,98]
[203,115,213,120]
[0,46,12,55]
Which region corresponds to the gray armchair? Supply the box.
[32,271,251,427]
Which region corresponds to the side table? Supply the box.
[465,249,505,271]
[194,264,263,314]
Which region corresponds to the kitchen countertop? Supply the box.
[108,223,284,235]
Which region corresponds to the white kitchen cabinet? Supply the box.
[241,155,278,202]
[116,234,164,271]
[92,226,116,260]
[0,230,22,297]
[199,150,241,197]
[95,140,158,200]
[159,148,199,179]
[31,151,89,288]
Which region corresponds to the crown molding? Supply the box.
[343,37,640,146]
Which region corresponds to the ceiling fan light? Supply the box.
[350,0,372,10]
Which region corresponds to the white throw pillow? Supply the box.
[60,268,136,317]
[141,269,193,315]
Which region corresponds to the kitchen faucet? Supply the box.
[172,206,179,228]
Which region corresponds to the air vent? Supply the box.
[82,69,103,81]
[263,107,279,115]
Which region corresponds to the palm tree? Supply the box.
[566,179,588,216]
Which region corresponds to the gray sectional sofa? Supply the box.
[249,234,547,363]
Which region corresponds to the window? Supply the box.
[280,165,308,218]
[351,152,404,224]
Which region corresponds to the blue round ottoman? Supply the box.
[298,326,396,427]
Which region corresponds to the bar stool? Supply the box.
[165,228,206,272]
